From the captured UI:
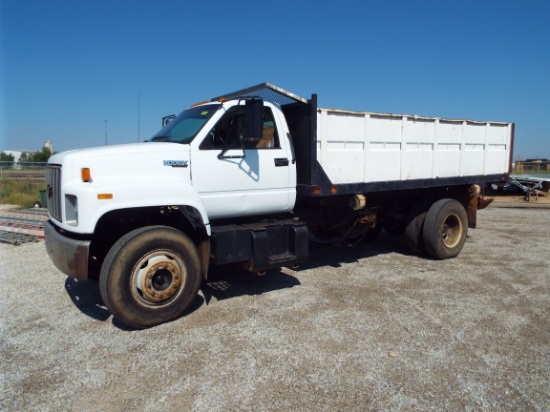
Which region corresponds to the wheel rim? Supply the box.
[132,251,186,305]
[441,213,462,248]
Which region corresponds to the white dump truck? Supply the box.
[45,83,514,328]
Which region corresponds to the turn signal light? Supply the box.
[81,168,92,182]
[97,194,113,200]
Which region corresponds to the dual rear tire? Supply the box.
[406,198,468,260]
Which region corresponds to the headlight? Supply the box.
[65,195,78,226]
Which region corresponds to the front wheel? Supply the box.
[99,226,201,329]
[423,199,468,260]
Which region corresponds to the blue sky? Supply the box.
[1,0,549,159]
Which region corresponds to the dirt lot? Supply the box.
[1,203,549,411]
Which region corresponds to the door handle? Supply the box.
[274,158,289,167]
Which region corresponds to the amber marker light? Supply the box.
[81,168,92,182]
[97,194,113,200]
[190,100,209,108]
[312,188,321,195]
[331,187,337,194]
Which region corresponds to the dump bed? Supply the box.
[317,108,513,187]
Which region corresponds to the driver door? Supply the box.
[190,104,294,219]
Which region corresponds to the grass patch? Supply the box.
[0,177,46,208]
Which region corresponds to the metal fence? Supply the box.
[0,162,47,179]
[515,161,550,174]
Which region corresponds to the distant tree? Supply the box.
[18,152,29,162]
[25,147,52,163]
[0,152,15,162]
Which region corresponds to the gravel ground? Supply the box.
[1,205,549,411]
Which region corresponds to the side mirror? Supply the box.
[244,97,263,141]
[162,114,176,127]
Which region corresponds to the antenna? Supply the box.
[138,92,141,142]
[105,120,108,146]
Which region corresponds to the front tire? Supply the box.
[99,226,201,329]
[423,199,468,260]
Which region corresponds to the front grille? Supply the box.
[46,165,62,222]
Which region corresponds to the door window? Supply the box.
[200,106,280,150]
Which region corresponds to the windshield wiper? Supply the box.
[151,135,169,142]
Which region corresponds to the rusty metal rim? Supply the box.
[441,213,462,248]
[132,251,186,307]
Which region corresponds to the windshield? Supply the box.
[151,104,219,143]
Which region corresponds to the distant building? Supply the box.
[1,140,53,163]
[516,159,549,172]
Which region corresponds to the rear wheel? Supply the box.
[99,226,201,329]
[423,199,468,260]
[405,198,433,254]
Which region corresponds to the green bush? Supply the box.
[0,178,45,208]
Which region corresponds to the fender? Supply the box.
[64,175,211,235]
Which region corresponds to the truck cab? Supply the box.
[45,94,308,328]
